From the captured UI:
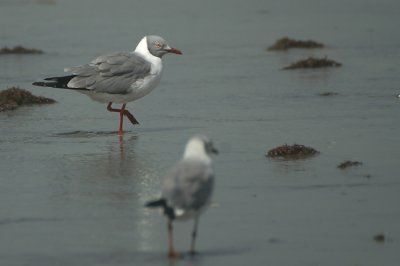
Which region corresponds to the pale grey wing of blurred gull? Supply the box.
[32,35,182,135]
[146,135,218,258]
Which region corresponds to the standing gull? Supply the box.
[32,35,182,135]
[146,135,218,258]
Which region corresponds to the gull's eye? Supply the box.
[154,42,162,48]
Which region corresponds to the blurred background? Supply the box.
[1,0,400,265]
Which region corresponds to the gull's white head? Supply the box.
[183,135,218,161]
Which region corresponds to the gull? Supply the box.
[32,35,182,135]
[146,135,218,258]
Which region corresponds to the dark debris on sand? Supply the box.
[0,87,55,111]
[373,233,385,243]
[268,37,324,51]
[266,144,319,159]
[0,46,43,55]
[337,160,363,169]
[318,92,339,97]
[283,57,342,70]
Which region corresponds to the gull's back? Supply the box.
[66,52,152,94]
[162,158,214,220]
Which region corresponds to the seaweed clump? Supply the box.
[373,234,385,243]
[268,37,324,51]
[283,57,342,70]
[0,46,43,55]
[266,144,319,159]
[0,87,55,111]
[318,92,339,97]
[337,160,363,169]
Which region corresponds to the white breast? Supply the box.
[128,36,163,101]
[128,64,162,101]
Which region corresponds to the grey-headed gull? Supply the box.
[146,135,218,258]
[33,35,182,135]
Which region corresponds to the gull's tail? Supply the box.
[32,75,88,90]
[145,198,175,220]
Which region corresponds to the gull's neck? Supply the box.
[134,36,162,73]
[183,139,211,163]
[134,36,161,62]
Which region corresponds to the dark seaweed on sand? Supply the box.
[283,57,342,70]
[373,234,385,243]
[0,87,55,111]
[268,37,324,51]
[318,92,339,96]
[266,144,319,159]
[337,160,363,169]
[0,46,43,55]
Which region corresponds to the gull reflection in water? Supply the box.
[54,132,162,253]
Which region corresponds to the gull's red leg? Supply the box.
[120,104,139,125]
[189,217,199,256]
[107,102,121,112]
[106,102,139,134]
[118,104,125,135]
[123,109,139,125]
[168,220,179,258]
[107,102,124,134]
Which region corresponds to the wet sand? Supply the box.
[1,0,400,265]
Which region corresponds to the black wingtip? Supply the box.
[145,199,166,208]
[32,81,45,86]
[145,198,175,220]
[32,75,88,91]
[44,77,61,81]
[32,75,74,88]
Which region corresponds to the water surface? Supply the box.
[1,0,400,265]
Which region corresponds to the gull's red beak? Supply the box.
[165,47,183,55]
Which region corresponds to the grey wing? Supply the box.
[65,52,151,94]
[162,160,214,211]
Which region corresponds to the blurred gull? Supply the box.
[146,135,218,258]
[33,35,182,135]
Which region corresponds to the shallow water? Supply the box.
[1,0,400,265]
